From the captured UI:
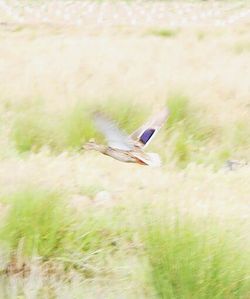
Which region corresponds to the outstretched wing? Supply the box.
[93,112,133,151]
[130,108,169,148]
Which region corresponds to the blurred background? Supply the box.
[0,0,249,298]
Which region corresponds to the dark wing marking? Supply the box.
[130,108,169,148]
[139,128,155,145]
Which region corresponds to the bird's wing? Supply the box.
[93,112,133,150]
[130,107,169,148]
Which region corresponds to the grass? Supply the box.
[164,93,215,167]
[143,215,250,299]
[0,188,72,258]
[0,187,249,298]
[10,92,249,169]
[148,28,179,38]
[11,103,94,153]
[163,93,250,167]
[10,99,150,154]
[60,103,97,150]
[0,187,140,299]
[12,109,50,153]
[234,40,250,54]
[0,188,133,272]
[94,98,150,134]
[0,187,146,297]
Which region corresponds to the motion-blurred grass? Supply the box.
[0,188,133,275]
[9,94,250,168]
[0,187,249,298]
[10,99,149,154]
[143,215,250,299]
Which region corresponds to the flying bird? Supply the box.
[84,108,169,167]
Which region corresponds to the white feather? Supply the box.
[93,113,133,150]
[133,152,162,167]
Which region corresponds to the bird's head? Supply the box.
[83,138,97,150]
[83,139,106,153]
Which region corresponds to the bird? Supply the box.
[83,107,169,167]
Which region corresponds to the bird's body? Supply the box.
[85,142,138,163]
[85,142,161,166]
[104,147,140,164]
[84,108,169,167]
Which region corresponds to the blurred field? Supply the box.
[0,0,249,298]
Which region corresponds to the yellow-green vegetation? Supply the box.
[148,28,179,38]
[144,215,249,299]
[0,182,249,298]
[0,0,249,298]
[0,188,132,266]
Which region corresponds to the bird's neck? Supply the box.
[84,141,107,153]
[92,143,107,154]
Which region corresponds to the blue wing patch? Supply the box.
[139,128,155,145]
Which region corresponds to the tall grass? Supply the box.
[0,189,72,258]
[0,186,249,297]
[165,93,214,167]
[12,109,51,153]
[0,188,147,297]
[11,103,95,153]
[10,99,150,153]
[164,93,250,167]
[60,103,97,150]
[10,94,249,168]
[143,215,250,299]
[0,188,133,275]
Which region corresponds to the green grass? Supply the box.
[0,188,133,275]
[9,94,250,169]
[209,120,250,167]
[148,28,179,38]
[163,93,250,168]
[0,188,249,297]
[0,188,72,258]
[10,94,248,168]
[143,215,250,299]
[165,93,214,167]
[226,121,250,149]
[11,104,93,153]
[234,40,250,54]
[94,97,150,134]
[10,99,150,154]
[11,109,51,153]
[166,93,213,142]
[60,103,97,150]
[0,187,137,298]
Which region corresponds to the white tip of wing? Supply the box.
[146,153,162,167]
[134,152,162,167]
